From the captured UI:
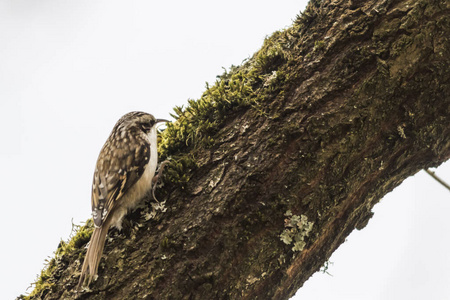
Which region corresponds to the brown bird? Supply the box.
[78,111,168,289]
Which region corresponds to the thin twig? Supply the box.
[425,169,450,192]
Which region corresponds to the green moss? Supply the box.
[314,40,326,52]
[158,68,257,157]
[156,23,301,187]
[160,236,170,249]
[254,32,289,74]
[27,6,309,297]
[26,220,94,299]
[27,258,57,299]
[162,154,197,189]
[295,0,323,29]
[56,220,94,257]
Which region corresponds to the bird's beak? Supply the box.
[156,119,170,124]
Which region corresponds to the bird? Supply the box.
[77,111,169,289]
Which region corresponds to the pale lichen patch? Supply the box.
[280,210,314,252]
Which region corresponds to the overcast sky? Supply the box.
[1,1,449,299]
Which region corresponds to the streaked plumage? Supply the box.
[78,111,168,289]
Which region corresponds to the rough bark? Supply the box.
[26,0,450,299]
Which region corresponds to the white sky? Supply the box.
[1,1,449,299]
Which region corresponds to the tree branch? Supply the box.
[425,169,450,192]
[25,0,450,299]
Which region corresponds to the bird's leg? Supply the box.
[115,218,133,237]
[152,159,170,202]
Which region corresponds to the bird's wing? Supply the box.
[91,136,150,227]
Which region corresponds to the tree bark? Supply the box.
[27,0,450,299]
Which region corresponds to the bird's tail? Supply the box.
[77,224,109,289]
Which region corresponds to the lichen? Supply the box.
[25,1,361,296]
[280,210,314,252]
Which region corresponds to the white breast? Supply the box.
[109,126,158,230]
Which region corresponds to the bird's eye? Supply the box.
[139,122,151,132]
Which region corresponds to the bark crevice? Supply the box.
[25,0,450,299]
